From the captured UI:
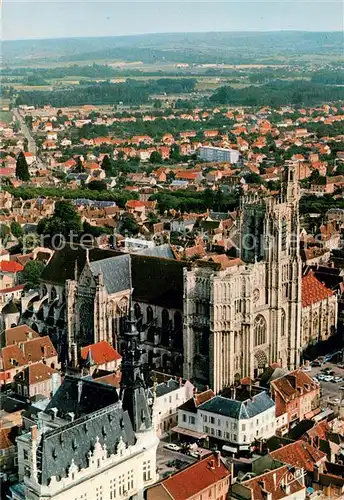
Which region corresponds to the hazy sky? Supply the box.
[3,0,343,41]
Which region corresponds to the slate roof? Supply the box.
[44,375,119,420]
[148,379,180,399]
[37,401,135,485]
[178,390,215,414]
[135,244,176,260]
[199,391,275,420]
[1,301,20,315]
[40,246,118,285]
[89,254,131,294]
[41,245,189,309]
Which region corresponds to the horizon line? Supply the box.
[4,28,343,43]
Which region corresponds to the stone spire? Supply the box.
[119,296,152,433]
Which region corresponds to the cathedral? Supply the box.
[13,164,337,394]
[183,164,337,392]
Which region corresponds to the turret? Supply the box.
[119,296,152,433]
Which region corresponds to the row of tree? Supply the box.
[209,81,344,107]
[15,79,197,108]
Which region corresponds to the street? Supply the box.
[309,363,344,405]
[13,108,37,155]
[156,441,196,478]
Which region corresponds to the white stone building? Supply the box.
[177,390,276,453]
[149,377,194,438]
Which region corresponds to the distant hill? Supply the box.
[3,31,342,66]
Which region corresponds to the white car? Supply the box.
[164,443,182,452]
[323,375,334,382]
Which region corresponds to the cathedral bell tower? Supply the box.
[119,299,152,433]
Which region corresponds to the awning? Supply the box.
[171,426,207,439]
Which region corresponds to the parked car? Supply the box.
[337,363,344,369]
[311,360,321,367]
[164,443,182,452]
[323,375,334,382]
[333,376,343,383]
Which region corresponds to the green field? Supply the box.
[0,110,13,123]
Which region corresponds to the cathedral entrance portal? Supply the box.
[254,349,268,378]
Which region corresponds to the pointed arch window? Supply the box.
[254,315,267,346]
[281,309,286,337]
[281,218,287,251]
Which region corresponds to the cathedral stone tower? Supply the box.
[183,163,302,393]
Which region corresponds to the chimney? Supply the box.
[67,412,75,422]
[273,472,277,490]
[51,372,61,395]
[78,380,83,403]
[230,385,236,400]
[210,459,215,470]
[313,464,320,482]
[31,425,38,441]
[49,407,58,420]
[215,450,221,467]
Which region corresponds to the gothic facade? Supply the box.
[183,165,305,393]
[20,247,187,375]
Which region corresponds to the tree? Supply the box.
[150,151,162,164]
[37,200,82,238]
[10,221,23,239]
[88,180,108,191]
[23,138,28,152]
[101,154,112,173]
[0,224,10,240]
[120,214,139,236]
[336,163,344,176]
[16,151,30,181]
[74,156,84,173]
[170,144,181,162]
[153,99,162,109]
[214,188,224,211]
[23,260,45,289]
[244,172,263,185]
[147,211,159,224]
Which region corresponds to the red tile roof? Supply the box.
[270,440,327,473]
[159,453,230,500]
[23,336,57,363]
[0,284,25,294]
[15,361,58,385]
[80,341,121,365]
[303,420,329,442]
[125,200,145,209]
[302,271,334,307]
[271,369,319,404]
[4,324,39,346]
[93,371,122,388]
[0,427,15,450]
[0,261,24,273]
[243,465,305,500]
[1,344,27,371]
